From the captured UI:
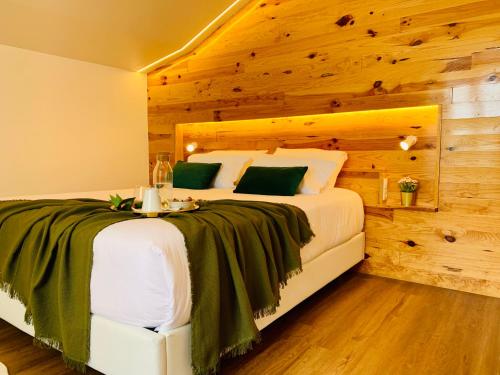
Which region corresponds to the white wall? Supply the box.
[0,44,149,197]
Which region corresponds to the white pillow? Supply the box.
[188,151,266,188]
[251,155,338,194]
[273,148,347,187]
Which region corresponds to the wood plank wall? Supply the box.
[147,0,500,297]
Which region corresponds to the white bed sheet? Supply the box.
[1,188,364,332]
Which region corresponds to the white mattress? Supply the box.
[1,188,364,332]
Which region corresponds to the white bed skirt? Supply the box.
[0,232,365,375]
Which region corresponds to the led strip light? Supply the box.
[137,0,249,73]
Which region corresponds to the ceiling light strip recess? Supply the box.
[137,0,247,73]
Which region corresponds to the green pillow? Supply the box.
[234,166,308,196]
[173,161,222,189]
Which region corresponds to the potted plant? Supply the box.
[398,176,418,207]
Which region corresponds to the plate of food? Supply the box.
[165,197,199,212]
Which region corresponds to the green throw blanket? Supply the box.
[0,198,313,374]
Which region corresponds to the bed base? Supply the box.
[0,232,364,375]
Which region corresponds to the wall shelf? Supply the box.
[372,204,438,212]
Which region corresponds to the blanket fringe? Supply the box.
[63,356,88,373]
[275,266,303,294]
[2,280,87,373]
[1,280,32,325]
[33,328,87,373]
[253,304,278,320]
[192,335,262,375]
[33,332,87,373]
[300,232,315,249]
[1,280,26,306]
[33,327,87,373]
[34,336,62,351]
[284,266,303,285]
[1,280,33,327]
[192,265,304,375]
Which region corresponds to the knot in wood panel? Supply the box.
[401,17,411,26]
[335,14,354,27]
[406,240,417,247]
[444,235,456,243]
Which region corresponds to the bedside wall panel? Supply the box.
[147,0,500,297]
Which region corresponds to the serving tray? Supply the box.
[132,204,199,217]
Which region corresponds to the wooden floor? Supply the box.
[1,273,499,375]
[0,322,101,375]
[221,273,500,375]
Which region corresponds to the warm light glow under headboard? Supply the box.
[175,105,442,210]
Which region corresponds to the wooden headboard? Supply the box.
[175,105,441,210]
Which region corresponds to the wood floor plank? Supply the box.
[1,273,498,374]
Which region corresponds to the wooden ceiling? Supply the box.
[0,0,250,71]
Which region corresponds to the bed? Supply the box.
[0,185,364,375]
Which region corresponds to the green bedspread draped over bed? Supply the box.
[0,198,313,374]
